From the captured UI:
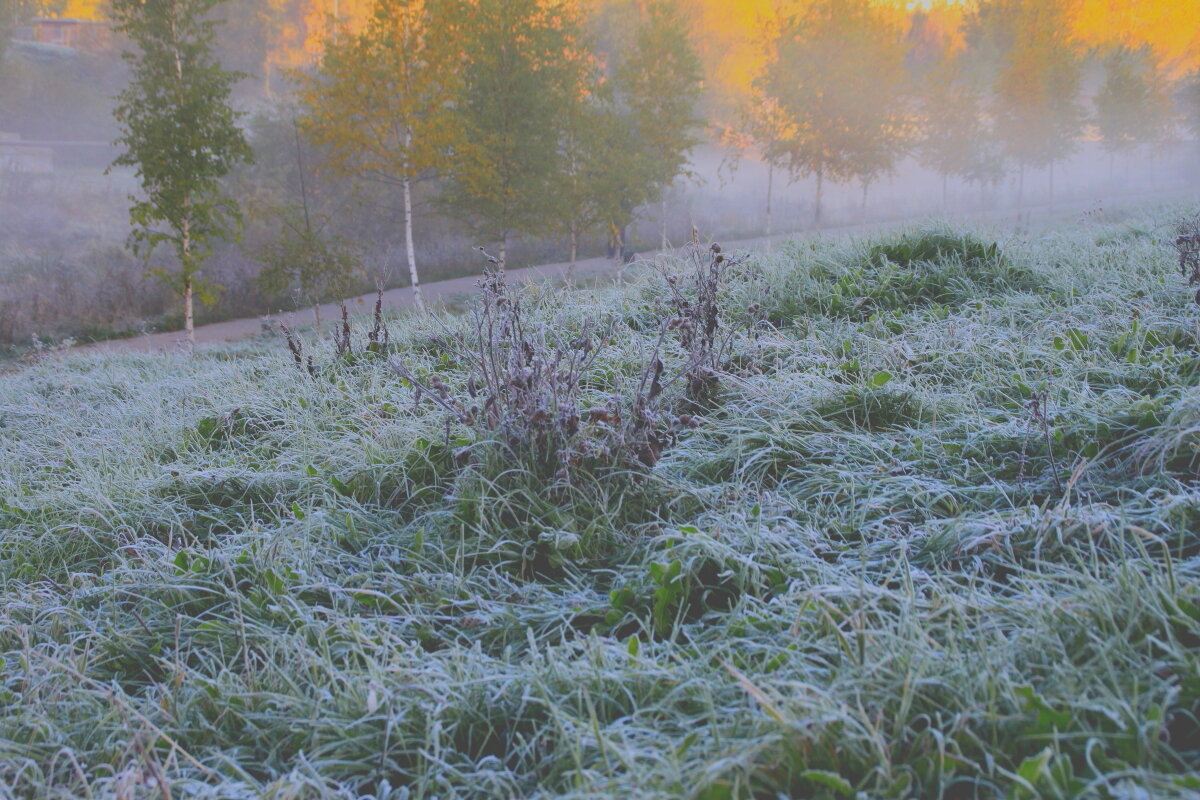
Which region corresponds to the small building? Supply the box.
[0,133,55,174]
[29,18,113,54]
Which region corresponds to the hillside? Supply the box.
[1,206,1199,798]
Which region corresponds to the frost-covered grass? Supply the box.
[2,206,1200,799]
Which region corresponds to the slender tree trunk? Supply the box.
[313,302,322,336]
[183,278,194,352]
[814,168,824,225]
[765,162,774,239]
[181,210,194,354]
[860,180,869,223]
[1017,165,1024,207]
[401,167,425,314]
[499,232,507,273]
[661,194,668,251]
[942,173,948,209]
[568,225,578,283]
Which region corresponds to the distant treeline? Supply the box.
[1,0,1199,347]
[246,0,1200,313]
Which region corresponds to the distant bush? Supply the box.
[759,228,1041,325]
[868,227,1005,269]
[0,247,170,344]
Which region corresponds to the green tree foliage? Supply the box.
[553,79,628,271]
[611,0,703,247]
[552,0,702,262]
[759,0,909,224]
[109,0,252,350]
[298,0,462,312]
[0,0,11,72]
[960,126,1007,206]
[720,93,795,237]
[439,0,588,270]
[917,57,990,207]
[253,119,362,330]
[1095,46,1174,172]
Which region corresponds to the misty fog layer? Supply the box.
[0,0,1197,348]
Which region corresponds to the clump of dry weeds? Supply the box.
[659,237,764,406]
[391,250,675,483]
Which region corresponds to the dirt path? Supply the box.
[78,188,1194,355]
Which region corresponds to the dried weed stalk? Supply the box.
[334,303,352,358]
[279,323,317,378]
[331,286,390,360]
[368,285,390,353]
[1175,216,1200,301]
[659,238,754,406]
[1021,389,1063,495]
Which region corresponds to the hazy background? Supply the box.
[1,0,1198,348]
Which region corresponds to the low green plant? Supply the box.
[868,227,1004,269]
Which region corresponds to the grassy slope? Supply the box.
[1,206,1199,799]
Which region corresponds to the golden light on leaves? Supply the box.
[1069,0,1200,77]
[43,0,1200,88]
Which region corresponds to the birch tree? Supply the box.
[917,58,988,208]
[1184,73,1200,143]
[974,0,1085,203]
[110,0,252,352]
[759,0,907,225]
[613,0,703,250]
[439,0,587,271]
[297,0,461,313]
[554,88,628,274]
[1095,46,1174,177]
[721,95,794,238]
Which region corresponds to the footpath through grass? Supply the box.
[1,206,1199,798]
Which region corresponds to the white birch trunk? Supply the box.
[402,172,425,313]
[661,195,668,251]
[814,169,824,225]
[568,226,578,282]
[765,162,774,240]
[182,209,194,354]
[183,279,194,353]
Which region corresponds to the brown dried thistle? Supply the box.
[368,285,390,353]
[658,240,751,406]
[334,302,352,358]
[1175,216,1200,303]
[390,250,674,482]
[279,323,317,378]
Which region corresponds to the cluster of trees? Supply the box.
[108,0,703,346]
[297,0,702,308]
[98,0,1200,348]
[728,0,1200,224]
